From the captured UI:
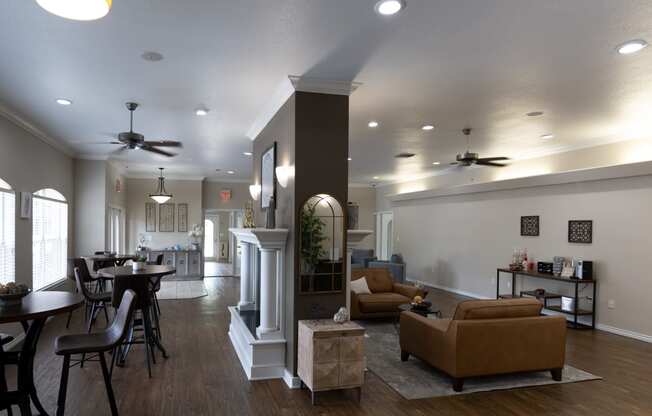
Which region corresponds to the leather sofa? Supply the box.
[399,298,566,391]
[350,268,426,320]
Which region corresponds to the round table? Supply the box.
[84,254,138,267]
[97,266,175,363]
[0,291,84,416]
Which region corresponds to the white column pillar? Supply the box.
[256,248,279,339]
[238,242,254,310]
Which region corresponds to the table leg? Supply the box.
[19,318,49,416]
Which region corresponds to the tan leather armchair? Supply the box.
[350,268,426,320]
[400,298,567,391]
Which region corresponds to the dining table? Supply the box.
[83,254,139,267]
[0,291,84,416]
[97,265,175,363]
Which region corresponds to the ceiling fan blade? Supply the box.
[143,140,183,148]
[69,141,122,145]
[110,145,129,155]
[476,156,510,162]
[141,145,176,157]
[476,160,507,167]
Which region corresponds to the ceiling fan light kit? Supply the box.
[36,0,112,21]
[149,168,173,204]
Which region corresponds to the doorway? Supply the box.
[204,209,243,277]
[204,216,218,262]
[375,211,393,261]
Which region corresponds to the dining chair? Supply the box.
[112,275,159,378]
[147,254,164,317]
[66,258,104,329]
[55,289,137,416]
[75,267,112,334]
[0,333,19,416]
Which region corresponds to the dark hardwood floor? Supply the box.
[5,278,652,415]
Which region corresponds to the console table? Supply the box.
[496,268,597,329]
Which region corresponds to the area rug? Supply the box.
[157,281,208,300]
[360,321,601,399]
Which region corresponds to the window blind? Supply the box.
[32,195,67,290]
[0,190,15,284]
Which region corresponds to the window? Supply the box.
[108,206,123,253]
[0,178,15,285]
[32,188,67,290]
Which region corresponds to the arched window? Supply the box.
[0,178,15,284]
[32,188,68,290]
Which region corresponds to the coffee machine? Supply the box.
[575,260,593,280]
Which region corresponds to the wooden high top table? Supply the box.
[83,254,139,267]
[0,291,84,416]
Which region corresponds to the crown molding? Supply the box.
[125,173,207,181]
[204,177,253,184]
[246,75,362,141]
[0,103,75,157]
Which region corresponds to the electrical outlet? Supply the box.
[608,299,616,310]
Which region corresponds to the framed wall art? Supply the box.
[178,203,188,232]
[20,192,32,219]
[159,203,175,232]
[145,202,157,232]
[520,216,539,236]
[568,220,592,244]
[261,142,277,209]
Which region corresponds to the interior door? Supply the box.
[108,206,124,254]
[204,216,218,262]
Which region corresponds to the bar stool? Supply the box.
[66,258,104,328]
[147,254,164,318]
[74,267,112,333]
[55,289,137,416]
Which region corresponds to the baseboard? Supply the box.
[283,369,301,389]
[408,279,652,344]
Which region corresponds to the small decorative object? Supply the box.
[333,307,349,324]
[537,261,553,274]
[265,195,276,229]
[410,296,432,311]
[261,142,277,209]
[145,202,157,232]
[0,283,31,306]
[188,224,203,250]
[347,202,359,230]
[520,216,539,236]
[534,288,546,296]
[20,192,32,219]
[132,256,147,271]
[178,203,188,232]
[243,201,256,228]
[552,256,565,276]
[115,178,122,193]
[159,203,175,232]
[220,189,232,202]
[569,220,592,244]
[561,261,575,278]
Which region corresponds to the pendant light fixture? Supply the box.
[36,0,112,21]
[149,168,172,204]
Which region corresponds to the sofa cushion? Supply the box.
[453,298,542,321]
[352,268,393,293]
[357,292,410,314]
[350,277,372,295]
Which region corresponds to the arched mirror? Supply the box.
[299,194,345,294]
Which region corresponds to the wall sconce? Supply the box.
[249,184,261,200]
[275,165,294,188]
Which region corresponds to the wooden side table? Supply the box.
[297,319,365,405]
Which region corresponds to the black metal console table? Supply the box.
[496,268,597,329]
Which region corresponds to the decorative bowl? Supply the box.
[410,300,432,311]
[0,288,31,306]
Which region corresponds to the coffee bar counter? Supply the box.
[138,249,203,278]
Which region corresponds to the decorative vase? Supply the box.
[333,307,349,324]
[347,202,359,230]
[265,195,276,229]
[133,261,146,271]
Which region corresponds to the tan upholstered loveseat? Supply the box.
[399,298,567,391]
[350,268,426,320]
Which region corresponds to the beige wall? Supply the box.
[126,178,202,252]
[348,186,375,250]
[0,115,74,288]
[74,159,106,256]
[202,181,251,210]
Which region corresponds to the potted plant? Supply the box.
[188,224,203,251]
[300,204,326,274]
[132,255,147,271]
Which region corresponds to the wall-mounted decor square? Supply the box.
[177,203,188,232]
[568,220,592,244]
[520,216,539,236]
[159,203,175,232]
[145,202,157,232]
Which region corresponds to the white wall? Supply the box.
[392,174,652,340]
[126,178,202,252]
[348,186,375,250]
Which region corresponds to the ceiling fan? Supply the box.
[450,128,509,167]
[94,102,182,157]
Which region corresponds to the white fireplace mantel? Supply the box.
[229,228,289,250]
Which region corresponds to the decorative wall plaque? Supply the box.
[568,220,592,244]
[159,203,175,232]
[520,216,539,236]
[145,202,157,232]
[178,203,188,232]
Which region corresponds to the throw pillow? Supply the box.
[351,277,372,295]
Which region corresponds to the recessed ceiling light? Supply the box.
[526,111,544,117]
[432,161,441,165]
[422,125,435,131]
[374,0,406,16]
[141,51,164,62]
[541,134,555,140]
[227,170,235,175]
[347,157,352,161]
[395,152,416,158]
[195,108,209,116]
[243,152,252,156]
[373,176,380,180]
[368,121,379,128]
[56,98,72,106]
[36,0,111,21]
[617,39,648,55]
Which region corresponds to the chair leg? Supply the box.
[103,301,110,326]
[551,368,563,381]
[65,310,74,329]
[99,352,119,416]
[56,354,71,416]
[452,378,464,392]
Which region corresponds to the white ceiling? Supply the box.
[1,0,652,183]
